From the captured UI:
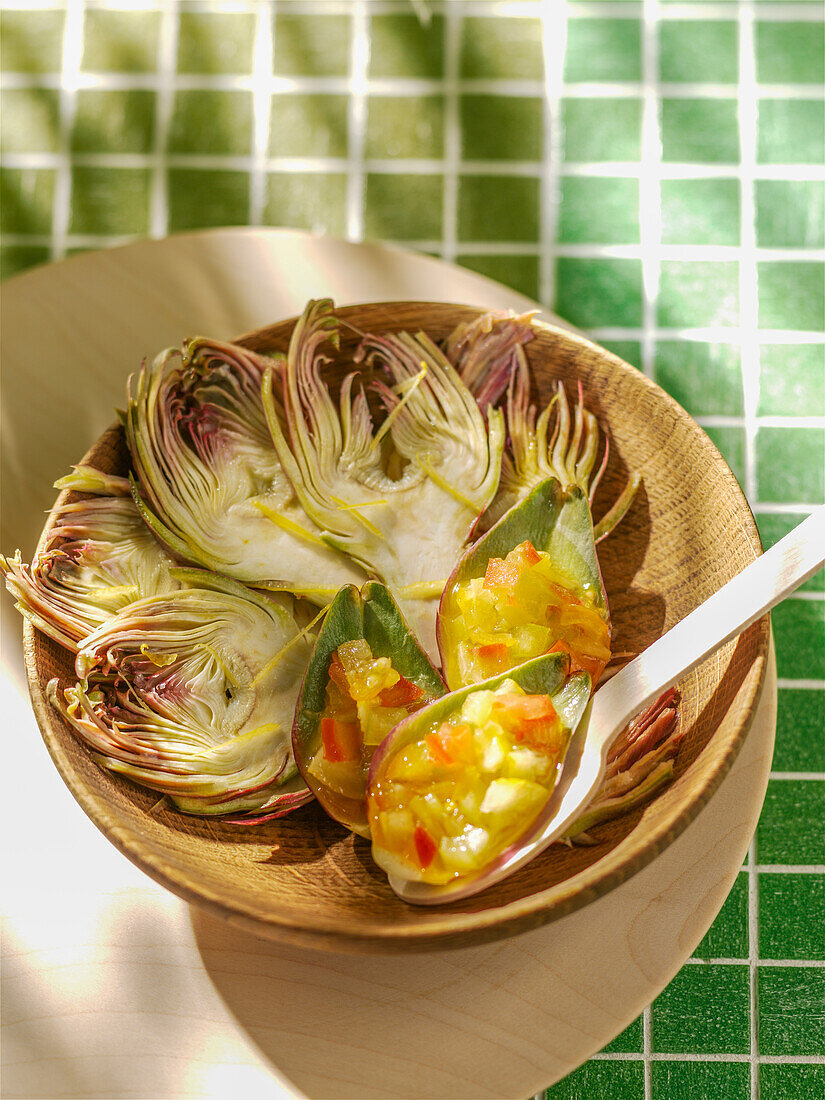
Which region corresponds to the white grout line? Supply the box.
[248,0,273,227]
[739,0,761,512]
[538,0,567,308]
[440,2,460,264]
[149,0,177,239]
[638,0,661,386]
[345,0,369,242]
[686,958,825,966]
[769,772,825,780]
[590,1053,825,1063]
[563,163,825,181]
[50,0,84,262]
[756,865,825,874]
[748,835,761,1099]
[643,1002,652,1099]
[775,678,825,690]
[569,0,825,18]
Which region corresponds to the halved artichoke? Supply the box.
[126,335,365,603]
[264,299,505,659]
[1,488,181,651]
[292,581,445,836]
[367,652,590,887]
[48,570,315,818]
[437,478,610,690]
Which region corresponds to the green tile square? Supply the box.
[81,9,159,73]
[760,873,825,959]
[545,1059,644,1100]
[558,177,640,244]
[365,96,443,160]
[758,345,825,417]
[756,21,825,84]
[758,514,825,593]
[264,173,346,237]
[659,20,738,83]
[556,258,643,329]
[650,963,750,1054]
[759,966,825,1055]
[365,174,442,240]
[757,779,825,864]
[600,340,642,369]
[0,89,60,154]
[563,99,643,162]
[693,871,749,959]
[369,14,444,78]
[760,1064,825,1100]
[758,99,825,164]
[651,1061,749,1100]
[270,94,348,158]
[461,96,543,162]
[565,18,642,82]
[272,12,350,76]
[461,16,543,80]
[654,341,743,417]
[662,99,740,163]
[0,168,55,235]
[658,262,740,327]
[661,179,740,245]
[456,255,539,301]
[756,181,825,250]
[167,91,252,157]
[0,245,50,281]
[177,11,255,74]
[704,425,746,487]
[756,427,825,504]
[601,1014,643,1054]
[0,10,65,74]
[71,90,156,155]
[69,167,151,236]
[457,176,539,243]
[168,169,250,231]
[758,262,825,331]
[772,601,825,679]
[773,688,825,771]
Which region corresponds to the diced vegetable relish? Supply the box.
[443,539,610,685]
[367,680,570,884]
[307,639,425,802]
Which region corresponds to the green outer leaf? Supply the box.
[437,477,607,689]
[292,581,446,833]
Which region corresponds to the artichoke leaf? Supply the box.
[1,495,181,651]
[293,581,445,835]
[437,478,609,690]
[126,336,364,603]
[49,570,315,817]
[443,308,536,409]
[265,299,505,659]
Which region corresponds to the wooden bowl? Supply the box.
[24,302,769,953]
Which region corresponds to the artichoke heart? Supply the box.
[264,299,505,660]
[126,335,365,603]
[48,570,315,818]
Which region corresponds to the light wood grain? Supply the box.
[24,299,770,953]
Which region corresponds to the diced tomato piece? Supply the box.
[413,823,438,868]
[426,722,472,766]
[379,675,424,708]
[516,539,542,567]
[476,641,510,676]
[321,716,361,762]
[548,640,606,683]
[483,540,542,595]
[491,693,558,726]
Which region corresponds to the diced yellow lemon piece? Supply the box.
[439,826,492,872]
[479,778,548,824]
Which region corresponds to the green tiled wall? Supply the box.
[1,4,823,1097]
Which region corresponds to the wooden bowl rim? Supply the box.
[24,305,769,953]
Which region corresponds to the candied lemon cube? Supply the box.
[479,778,548,824]
[439,826,491,872]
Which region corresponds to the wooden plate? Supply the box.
[24,301,769,953]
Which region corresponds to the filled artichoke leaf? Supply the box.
[48,570,315,817]
[126,336,364,604]
[366,652,591,887]
[293,581,445,837]
[265,299,505,659]
[437,477,610,690]
[1,494,182,651]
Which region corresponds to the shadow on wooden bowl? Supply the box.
[24,302,769,953]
